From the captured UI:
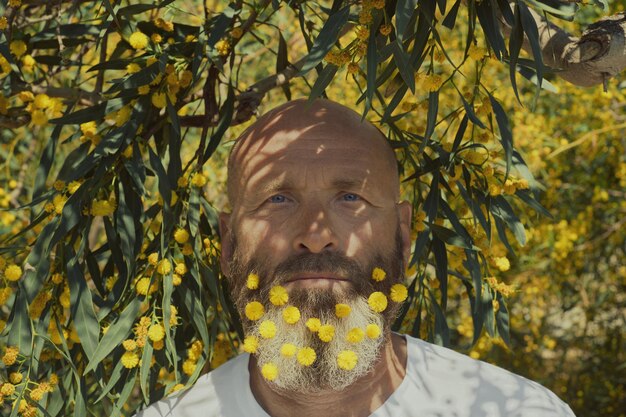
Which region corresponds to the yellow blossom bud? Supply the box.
[129,31,149,50]
[305,318,321,332]
[282,306,301,324]
[371,267,386,282]
[245,301,264,321]
[368,292,388,313]
[318,324,335,342]
[261,363,278,381]
[246,273,259,290]
[259,320,277,339]
[269,285,288,306]
[296,347,316,366]
[337,350,358,370]
[335,303,351,318]
[365,323,381,339]
[242,335,259,353]
[390,283,408,303]
[280,343,297,357]
[346,328,365,343]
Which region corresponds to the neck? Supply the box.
[249,333,407,417]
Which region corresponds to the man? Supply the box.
[136,99,576,417]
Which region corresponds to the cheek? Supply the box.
[238,217,291,255]
[344,222,373,257]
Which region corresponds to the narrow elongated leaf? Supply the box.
[66,248,100,360]
[6,289,32,356]
[309,64,338,101]
[429,290,450,346]
[299,7,350,75]
[391,40,415,93]
[442,0,461,29]
[489,94,513,178]
[508,4,524,103]
[85,298,140,373]
[395,0,418,41]
[492,195,526,246]
[518,1,544,101]
[476,0,506,60]
[432,236,448,310]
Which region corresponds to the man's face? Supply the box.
[219,100,412,391]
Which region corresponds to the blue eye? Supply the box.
[342,193,360,202]
[268,194,287,203]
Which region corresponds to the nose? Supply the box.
[293,205,339,253]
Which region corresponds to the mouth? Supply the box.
[284,273,350,290]
[285,273,348,283]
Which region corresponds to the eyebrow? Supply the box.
[256,178,368,196]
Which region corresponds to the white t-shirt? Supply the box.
[135,335,576,417]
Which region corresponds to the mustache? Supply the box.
[272,252,363,283]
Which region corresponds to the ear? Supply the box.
[218,211,233,277]
[397,201,412,268]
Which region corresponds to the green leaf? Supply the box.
[6,289,32,356]
[424,90,439,143]
[476,0,506,60]
[492,195,526,246]
[85,298,140,373]
[203,86,235,163]
[508,4,524,104]
[429,290,450,346]
[277,32,292,101]
[309,64,338,101]
[458,93,486,129]
[391,40,415,93]
[66,248,100,360]
[298,6,350,75]
[489,94,513,178]
[432,236,448,310]
[395,0,418,41]
[139,336,154,402]
[495,292,511,345]
[518,1,544,103]
[442,0,461,29]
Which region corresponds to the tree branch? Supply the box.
[503,4,626,88]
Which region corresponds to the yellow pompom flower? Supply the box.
[147,252,159,266]
[156,259,172,275]
[135,277,151,295]
[122,339,137,351]
[126,63,141,74]
[9,372,23,384]
[242,335,259,354]
[259,320,277,339]
[174,228,189,244]
[246,273,259,290]
[121,351,140,368]
[214,39,231,56]
[191,172,207,187]
[318,324,335,342]
[244,301,264,321]
[296,347,316,366]
[0,17,7,31]
[305,318,321,332]
[282,306,301,324]
[261,363,278,381]
[269,285,288,306]
[5,264,22,281]
[368,292,388,313]
[371,267,386,282]
[148,323,165,342]
[280,343,297,357]
[346,328,365,343]
[1,382,15,396]
[151,92,167,109]
[337,350,358,370]
[335,303,351,318]
[10,40,27,57]
[494,256,511,272]
[366,323,381,339]
[174,262,187,275]
[33,94,51,109]
[390,284,408,303]
[129,31,149,50]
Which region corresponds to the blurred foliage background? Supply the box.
[0,0,624,416]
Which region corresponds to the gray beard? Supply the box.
[225,227,405,392]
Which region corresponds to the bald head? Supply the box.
[226,99,399,207]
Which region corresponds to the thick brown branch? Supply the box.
[503,4,626,88]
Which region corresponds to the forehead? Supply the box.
[230,117,398,202]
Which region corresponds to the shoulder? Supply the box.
[133,353,250,417]
[401,334,576,417]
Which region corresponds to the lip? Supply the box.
[285,273,348,283]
